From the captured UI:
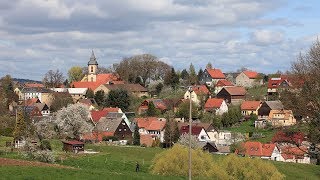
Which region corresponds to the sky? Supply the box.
[0,0,319,81]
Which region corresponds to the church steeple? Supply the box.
[87,50,98,82]
[88,50,98,66]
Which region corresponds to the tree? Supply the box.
[151,145,229,179]
[197,68,203,83]
[105,89,131,111]
[94,90,105,106]
[68,66,84,83]
[172,121,180,143]
[177,134,202,149]
[13,107,26,139]
[114,54,171,87]
[180,69,189,80]
[155,83,164,96]
[206,62,213,69]
[146,102,157,116]
[85,88,95,98]
[0,75,18,109]
[50,92,74,112]
[188,63,197,85]
[176,101,198,119]
[42,69,64,88]
[164,68,179,89]
[163,121,172,147]
[133,125,140,145]
[54,104,94,139]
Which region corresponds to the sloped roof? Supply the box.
[140,99,167,111]
[78,98,97,106]
[192,85,210,95]
[206,68,225,79]
[67,88,88,95]
[103,107,121,112]
[24,83,44,88]
[242,141,276,157]
[265,101,284,110]
[180,125,203,136]
[204,98,224,109]
[88,50,98,65]
[90,110,109,123]
[267,77,290,89]
[269,109,294,119]
[72,82,101,91]
[135,117,165,131]
[21,87,53,93]
[178,122,214,132]
[72,73,120,90]
[215,79,234,87]
[24,98,40,106]
[145,120,166,131]
[241,101,261,110]
[223,86,246,96]
[34,103,49,111]
[281,146,307,160]
[94,117,123,133]
[243,71,259,79]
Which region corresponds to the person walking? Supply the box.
[135,161,140,172]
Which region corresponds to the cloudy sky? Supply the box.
[0,0,319,80]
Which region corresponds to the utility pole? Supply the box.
[188,86,193,180]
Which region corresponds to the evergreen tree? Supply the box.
[133,125,140,145]
[172,121,180,143]
[146,102,157,116]
[164,121,172,147]
[105,89,131,111]
[155,83,164,95]
[188,63,197,85]
[164,68,179,88]
[85,88,95,98]
[197,68,203,83]
[180,69,189,80]
[13,108,26,139]
[206,62,213,69]
[94,90,105,106]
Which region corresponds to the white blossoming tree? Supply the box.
[177,133,202,149]
[55,103,94,139]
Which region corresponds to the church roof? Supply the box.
[88,50,98,65]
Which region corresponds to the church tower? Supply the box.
[87,50,98,82]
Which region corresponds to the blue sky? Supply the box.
[0,0,319,80]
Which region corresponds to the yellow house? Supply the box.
[268,109,296,127]
[240,101,261,116]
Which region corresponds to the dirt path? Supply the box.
[0,158,76,169]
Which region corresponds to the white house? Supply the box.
[204,98,228,115]
[184,85,210,105]
[135,117,166,142]
[180,125,210,142]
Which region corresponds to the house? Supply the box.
[180,125,210,142]
[90,110,109,124]
[177,122,215,132]
[184,85,210,105]
[24,82,45,88]
[20,87,53,105]
[137,99,167,115]
[216,86,246,104]
[72,51,123,91]
[236,70,263,87]
[94,116,132,141]
[135,117,166,142]
[95,84,148,97]
[224,72,239,84]
[202,142,219,153]
[268,109,296,127]
[62,140,84,153]
[204,98,228,115]
[279,146,311,164]
[162,98,184,113]
[241,101,261,116]
[257,101,284,119]
[267,77,291,95]
[78,98,97,110]
[33,103,50,116]
[214,79,234,94]
[200,68,225,87]
[67,88,88,102]
[239,141,282,161]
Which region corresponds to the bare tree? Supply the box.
[42,69,64,88]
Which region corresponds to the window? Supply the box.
[91,66,93,73]
[119,129,122,131]
[124,128,126,131]
[91,77,94,82]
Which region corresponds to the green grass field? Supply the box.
[0,139,319,179]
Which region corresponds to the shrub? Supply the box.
[151,144,229,179]
[33,150,55,163]
[40,140,52,151]
[0,128,13,136]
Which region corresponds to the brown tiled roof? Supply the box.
[192,85,209,95]
[215,79,234,87]
[223,86,246,96]
[241,101,261,110]
[204,98,224,109]
[243,71,259,79]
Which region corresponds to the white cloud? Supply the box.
[250,30,285,46]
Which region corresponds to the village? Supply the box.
[0,50,316,166]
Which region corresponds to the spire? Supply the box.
[88,50,98,65]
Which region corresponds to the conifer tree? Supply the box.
[164,121,172,147]
[13,108,26,139]
[133,125,140,145]
[146,102,157,116]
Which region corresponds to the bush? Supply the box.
[151,144,229,179]
[102,136,118,142]
[33,150,55,163]
[0,128,13,136]
[40,140,52,150]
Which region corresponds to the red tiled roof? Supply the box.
[140,134,154,147]
[180,125,203,136]
[24,98,40,106]
[223,86,246,96]
[24,83,44,88]
[204,98,224,109]
[206,68,225,79]
[135,117,165,131]
[215,79,234,87]
[146,120,166,131]
[72,73,120,90]
[63,140,84,145]
[241,101,261,110]
[243,71,259,79]
[281,146,307,160]
[242,141,276,157]
[90,110,109,123]
[81,132,114,142]
[192,85,210,95]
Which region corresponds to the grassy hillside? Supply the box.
[0,142,319,179]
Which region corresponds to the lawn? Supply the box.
[225,120,277,143]
[0,142,319,179]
